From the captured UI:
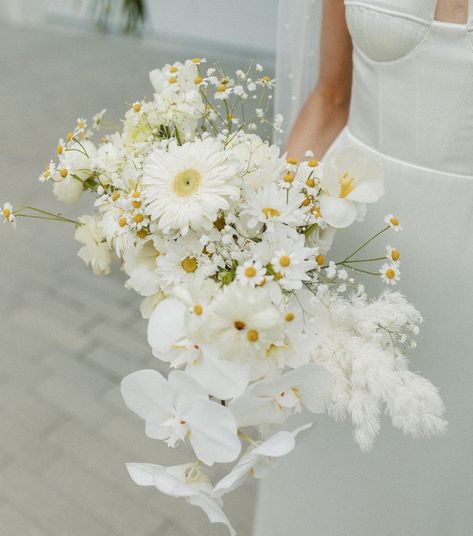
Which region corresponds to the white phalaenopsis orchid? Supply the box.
[12,58,447,535]
[127,463,236,536]
[120,369,241,466]
[213,424,312,498]
[230,364,333,427]
[320,148,384,228]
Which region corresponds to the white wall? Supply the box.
[10,0,279,60]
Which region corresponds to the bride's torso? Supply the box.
[344,0,473,176]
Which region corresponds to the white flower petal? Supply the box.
[187,399,241,466]
[148,297,187,355]
[121,369,173,423]
[319,196,358,228]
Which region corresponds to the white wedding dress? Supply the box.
[254,1,473,535]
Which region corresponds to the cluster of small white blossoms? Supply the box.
[2,60,446,535]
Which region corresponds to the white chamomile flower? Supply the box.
[384,214,403,231]
[386,245,400,263]
[254,227,317,291]
[319,148,384,228]
[236,260,266,287]
[38,160,56,182]
[243,183,305,229]
[92,108,106,130]
[214,83,232,100]
[142,138,240,234]
[2,202,15,226]
[157,234,215,290]
[380,262,401,285]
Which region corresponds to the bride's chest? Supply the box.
[344,0,473,61]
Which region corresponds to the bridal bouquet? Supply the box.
[2,59,446,535]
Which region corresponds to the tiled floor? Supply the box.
[0,23,268,536]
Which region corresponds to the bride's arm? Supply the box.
[286,0,353,160]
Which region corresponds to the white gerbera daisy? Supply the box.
[142,139,240,234]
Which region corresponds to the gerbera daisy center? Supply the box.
[173,168,201,198]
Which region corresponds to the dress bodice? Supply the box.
[345,0,473,176]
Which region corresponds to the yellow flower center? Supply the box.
[3,208,11,219]
[56,144,63,155]
[137,228,148,239]
[285,312,295,322]
[308,159,319,168]
[132,200,141,208]
[339,172,355,198]
[217,84,226,92]
[169,66,178,73]
[234,320,246,331]
[283,173,294,184]
[244,266,257,278]
[118,217,127,227]
[173,168,201,197]
[133,213,144,223]
[390,217,400,227]
[287,157,298,165]
[133,102,142,112]
[385,268,396,279]
[181,256,198,273]
[302,197,311,207]
[306,177,315,188]
[247,329,259,342]
[213,216,225,231]
[59,168,68,178]
[193,304,203,316]
[391,249,400,261]
[112,191,121,201]
[194,76,203,85]
[66,132,74,141]
[261,75,272,82]
[312,206,321,218]
[262,207,281,219]
[192,58,201,64]
[168,76,177,84]
[279,255,291,267]
[315,254,325,266]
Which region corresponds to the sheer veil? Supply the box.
[274,0,323,147]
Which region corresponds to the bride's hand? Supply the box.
[286,0,353,161]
